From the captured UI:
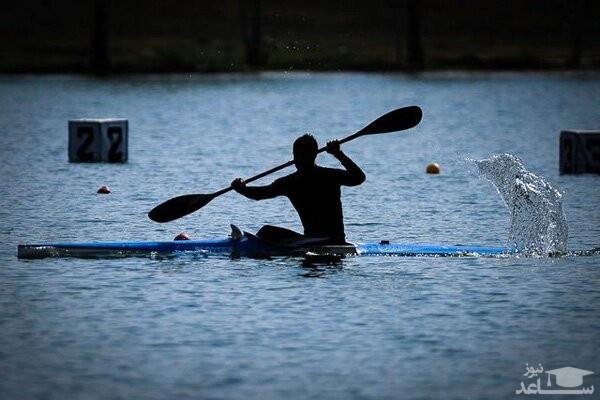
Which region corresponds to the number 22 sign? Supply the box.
[68,119,128,163]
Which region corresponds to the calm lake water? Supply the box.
[1,72,599,399]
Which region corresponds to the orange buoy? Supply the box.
[97,185,111,194]
[174,232,191,241]
[426,163,441,174]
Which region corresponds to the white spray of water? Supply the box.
[473,154,568,254]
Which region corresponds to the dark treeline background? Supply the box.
[1,0,598,73]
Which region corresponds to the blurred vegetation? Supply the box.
[1,0,598,73]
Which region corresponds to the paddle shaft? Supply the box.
[212,131,363,197]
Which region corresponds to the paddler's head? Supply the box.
[293,134,318,173]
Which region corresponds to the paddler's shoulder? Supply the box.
[316,166,342,173]
[315,165,347,178]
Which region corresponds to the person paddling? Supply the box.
[147,106,421,225]
[231,134,366,245]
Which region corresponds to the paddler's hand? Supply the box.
[231,178,246,193]
[326,140,342,157]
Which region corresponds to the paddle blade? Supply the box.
[358,106,422,135]
[148,193,216,223]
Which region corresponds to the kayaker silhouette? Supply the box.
[231,134,366,245]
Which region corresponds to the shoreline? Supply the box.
[2,68,600,77]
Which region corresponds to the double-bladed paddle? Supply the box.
[148,105,422,223]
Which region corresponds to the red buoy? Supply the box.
[174,232,191,241]
[97,185,111,194]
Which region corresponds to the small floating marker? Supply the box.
[97,185,111,194]
[174,232,191,241]
[426,162,441,174]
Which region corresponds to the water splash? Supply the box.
[473,154,568,255]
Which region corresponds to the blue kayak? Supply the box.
[17,228,507,259]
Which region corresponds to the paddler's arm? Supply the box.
[231,178,282,200]
[326,140,366,186]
